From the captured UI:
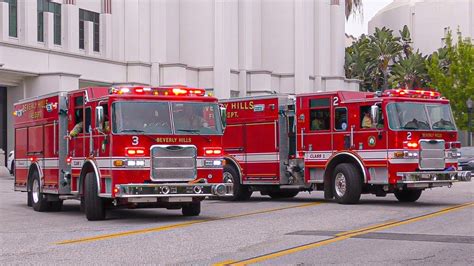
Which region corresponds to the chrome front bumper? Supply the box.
[397,171,471,188]
[114,183,233,198]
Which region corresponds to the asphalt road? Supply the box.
[0,173,473,265]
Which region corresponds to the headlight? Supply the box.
[403,151,419,158]
[125,160,146,167]
[204,159,223,167]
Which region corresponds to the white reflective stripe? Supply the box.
[15,159,31,169]
[43,158,59,168]
[245,161,280,164]
[229,153,279,162]
[446,159,458,164]
[95,159,112,168]
[245,153,279,162]
[72,158,151,168]
[389,159,419,164]
[356,151,388,159]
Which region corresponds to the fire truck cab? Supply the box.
[221,89,471,203]
[13,87,232,220]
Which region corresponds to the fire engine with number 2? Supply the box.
[13,86,231,220]
[220,89,471,203]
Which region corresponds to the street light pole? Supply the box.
[467,98,473,146]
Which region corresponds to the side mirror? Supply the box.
[219,106,227,132]
[96,106,104,132]
[371,104,380,126]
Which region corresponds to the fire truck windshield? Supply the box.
[387,102,456,131]
[112,101,223,135]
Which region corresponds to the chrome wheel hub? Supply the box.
[32,179,40,203]
[223,172,234,184]
[335,173,347,197]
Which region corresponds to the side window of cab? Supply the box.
[309,98,330,131]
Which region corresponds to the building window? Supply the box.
[37,0,61,45]
[79,9,100,52]
[7,0,18,37]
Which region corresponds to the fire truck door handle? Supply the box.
[89,125,94,156]
[274,121,279,150]
[301,128,305,149]
[53,120,56,155]
[350,125,354,148]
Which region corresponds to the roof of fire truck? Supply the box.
[298,88,449,104]
[80,86,217,102]
[14,86,216,106]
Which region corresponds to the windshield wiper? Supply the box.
[120,129,145,133]
[401,126,418,130]
[176,129,200,134]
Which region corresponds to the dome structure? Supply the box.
[369,0,474,55]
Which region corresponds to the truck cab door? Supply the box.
[296,95,333,179]
[94,102,110,157]
[68,93,86,159]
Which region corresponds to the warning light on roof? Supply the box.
[384,89,441,99]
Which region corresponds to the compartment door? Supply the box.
[243,121,280,184]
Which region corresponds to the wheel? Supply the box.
[394,189,422,202]
[332,163,362,204]
[223,165,252,201]
[267,190,299,199]
[84,172,106,221]
[31,171,50,212]
[182,201,201,216]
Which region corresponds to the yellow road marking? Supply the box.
[55,201,324,245]
[334,220,398,237]
[220,202,474,266]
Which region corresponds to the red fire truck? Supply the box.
[221,89,471,203]
[13,86,231,220]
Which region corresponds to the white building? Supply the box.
[0,0,358,157]
[369,0,474,55]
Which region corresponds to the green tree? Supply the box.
[399,25,413,58]
[366,27,402,91]
[427,30,474,130]
[390,51,429,89]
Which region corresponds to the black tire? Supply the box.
[394,189,422,202]
[84,172,106,221]
[182,201,201,216]
[27,190,33,207]
[31,171,50,212]
[80,197,85,212]
[223,164,252,201]
[10,160,14,175]
[268,190,299,199]
[332,163,362,204]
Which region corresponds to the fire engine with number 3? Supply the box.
[220,89,471,203]
[13,86,232,220]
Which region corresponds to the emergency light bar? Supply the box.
[384,89,441,99]
[109,87,206,97]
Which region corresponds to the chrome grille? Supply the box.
[150,145,197,182]
[419,139,445,170]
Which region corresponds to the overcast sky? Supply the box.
[345,0,393,37]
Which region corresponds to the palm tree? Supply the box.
[367,27,402,91]
[390,52,429,89]
[345,0,363,19]
[399,25,413,58]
